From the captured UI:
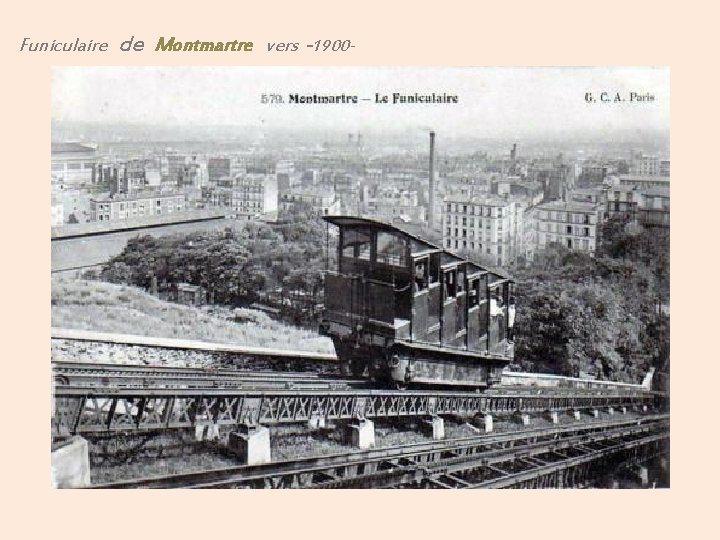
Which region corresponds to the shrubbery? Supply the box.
[513,219,669,382]
[100,204,333,318]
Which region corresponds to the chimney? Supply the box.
[429,131,435,229]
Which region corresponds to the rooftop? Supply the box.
[537,200,599,213]
[51,142,98,154]
[571,187,603,195]
[282,188,334,199]
[91,190,184,203]
[445,195,510,207]
[610,184,638,193]
[640,186,671,198]
[618,174,670,183]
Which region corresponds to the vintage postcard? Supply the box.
[50,66,669,489]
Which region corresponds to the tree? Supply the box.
[513,231,668,382]
[99,211,333,318]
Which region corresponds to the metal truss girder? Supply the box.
[485,464,510,476]
[53,387,663,435]
[521,456,547,467]
[444,473,471,487]
[428,478,454,489]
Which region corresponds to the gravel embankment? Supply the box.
[51,338,340,373]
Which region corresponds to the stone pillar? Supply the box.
[51,436,91,488]
[421,416,445,440]
[229,425,271,466]
[620,406,628,414]
[516,412,531,426]
[607,407,614,416]
[590,409,599,419]
[347,419,375,450]
[571,409,581,421]
[642,405,648,413]
[195,423,220,441]
[483,413,493,433]
[307,415,326,430]
[637,466,649,487]
[547,411,560,424]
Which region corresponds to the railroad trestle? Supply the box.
[53,387,660,437]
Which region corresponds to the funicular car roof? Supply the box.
[323,215,513,282]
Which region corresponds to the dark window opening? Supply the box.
[468,278,480,308]
[414,259,428,292]
[429,253,440,284]
[444,270,457,299]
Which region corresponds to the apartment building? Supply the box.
[443,196,517,267]
[90,192,187,222]
[535,200,600,255]
[203,173,278,220]
[279,188,339,217]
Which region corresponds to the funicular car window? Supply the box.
[468,278,480,308]
[342,229,372,260]
[414,258,428,292]
[376,231,406,267]
[444,269,457,299]
[428,253,440,284]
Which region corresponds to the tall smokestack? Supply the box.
[429,131,435,229]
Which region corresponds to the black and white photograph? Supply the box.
[50,66,669,489]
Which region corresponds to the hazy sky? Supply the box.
[52,67,669,136]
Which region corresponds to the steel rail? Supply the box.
[314,421,669,489]
[53,361,359,389]
[467,432,669,489]
[52,331,665,397]
[52,362,664,397]
[87,414,669,489]
[53,361,329,377]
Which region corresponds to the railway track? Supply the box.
[87,414,669,489]
[52,330,658,394]
[52,361,362,390]
[52,361,659,397]
[52,356,667,489]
